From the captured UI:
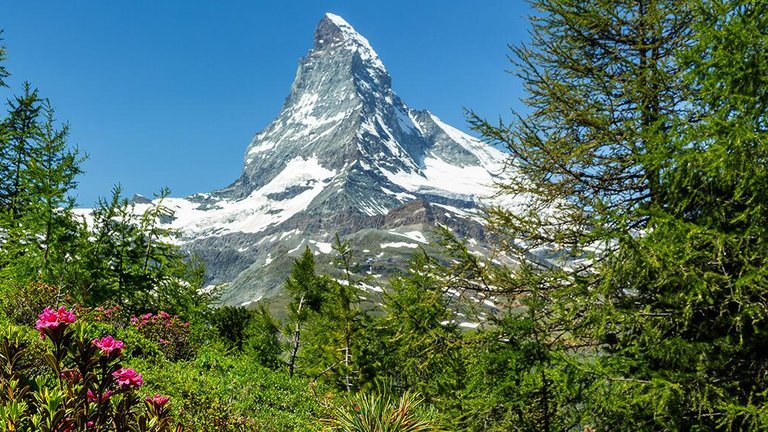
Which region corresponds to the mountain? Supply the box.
[133,13,513,306]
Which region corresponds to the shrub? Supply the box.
[208,306,253,351]
[130,311,193,361]
[0,282,63,326]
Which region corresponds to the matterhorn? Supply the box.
[137,13,511,305]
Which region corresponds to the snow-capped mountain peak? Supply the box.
[133,14,513,305]
[314,13,386,73]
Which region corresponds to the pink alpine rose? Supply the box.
[35,306,77,337]
[144,393,170,408]
[112,367,143,387]
[92,335,125,356]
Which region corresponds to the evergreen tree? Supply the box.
[284,246,328,378]
[592,1,768,429]
[210,305,254,351]
[0,84,85,316]
[21,101,84,283]
[0,83,43,218]
[79,185,210,318]
[0,31,9,88]
[244,303,283,369]
[309,235,365,391]
[361,251,466,426]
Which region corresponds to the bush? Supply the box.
[208,306,253,351]
[130,311,194,361]
[0,282,63,326]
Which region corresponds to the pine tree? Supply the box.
[362,251,466,424]
[22,101,84,282]
[0,85,85,315]
[324,235,363,391]
[244,303,283,369]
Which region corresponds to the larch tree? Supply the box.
[469,0,768,429]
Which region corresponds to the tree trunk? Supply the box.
[288,294,305,378]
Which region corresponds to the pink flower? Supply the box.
[92,335,125,356]
[87,389,113,402]
[112,367,143,387]
[144,393,170,408]
[35,306,77,337]
[158,311,170,319]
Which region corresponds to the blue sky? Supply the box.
[1,1,531,206]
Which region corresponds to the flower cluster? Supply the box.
[60,369,82,383]
[113,367,144,388]
[145,394,170,408]
[92,335,125,356]
[87,389,114,403]
[91,305,123,323]
[35,306,77,338]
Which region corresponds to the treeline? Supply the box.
[1,0,768,430]
[0,74,208,321]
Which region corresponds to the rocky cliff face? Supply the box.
[133,14,514,305]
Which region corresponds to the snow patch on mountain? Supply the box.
[429,114,506,169]
[389,230,428,244]
[381,156,496,200]
[381,242,419,249]
[161,156,336,238]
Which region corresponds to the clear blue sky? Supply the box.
[1,1,531,206]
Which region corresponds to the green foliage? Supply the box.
[209,305,253,351]
[243,304,283,369]
[284,247,332,378]
[297,236,366,391]
[0,282,63,326]
[130,312,195,361]
[587,2,768,429]
[133,346,325,431]
[0,308,177,431]
[80,186,212,318]
[325,389,443,432]
[0,85,85,295]
[465,0,768,430]
[285,246,327,314]
[355,251,467,427]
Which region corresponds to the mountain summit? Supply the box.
[145,14,511,304]
[313,13,386,70]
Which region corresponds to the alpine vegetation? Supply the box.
[1,1,767,430]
